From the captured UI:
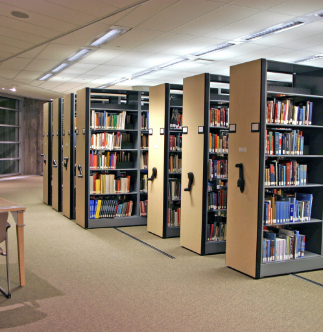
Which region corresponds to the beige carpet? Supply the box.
[0,176,323,331]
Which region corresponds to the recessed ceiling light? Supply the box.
[68,49,91,61]
[90,29,125,47]
[131,69,157,79]
[52,63,68,72]
[294,54,323,63]
[39,73,53,81]
[194,43,235,56]
[158,58,188,69]
[11,11,29,19]
[239,21,304,41]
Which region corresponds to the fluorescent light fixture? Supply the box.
[68,49,91,61]
[91,29,124,47]
[39,73,53,81]
[52,63,68,72]
[194,43,235,56]
[240,21,304,41]
[158,58,188,69]
[106,77,129,86]
[131,69,157,79]
[98,85,107,89]
[294,54,323,63]
[10,87,16,92]
[316,12,323,17]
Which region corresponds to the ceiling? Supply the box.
[0,0,322,100]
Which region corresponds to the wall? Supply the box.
[22,98,45,175]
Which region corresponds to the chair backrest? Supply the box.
[0,212,9,243]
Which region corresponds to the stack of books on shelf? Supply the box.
[264,191,313,225]
[141,134,148,149]
[208,158,228,179]
[91,132,132,150]
[140,200,147,217]
[91,110,132,130]
[169,134,181,151]
[169,154,181,173]
[167,204,180,227]
[140,151,148,169]
[170,109,182,129]
[90,198,118,219]
[210,108,229,127]
[266,130,304,155]
[141,113,149,130]
[209,133,228,153]
[90,174,131,194]
[140,174,148,193]
[168,178,181,200]
[263,228,305,262]
[90,151,133,170]
[266,99,313,125]
[208,189,227,211]
[265,160,307,186]
[207,222,226,242]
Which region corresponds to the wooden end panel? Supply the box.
[75,88,87,228]
[147,84,166,237]
[52,99,59,211]
[226,60,262,278]
[180,74,206,254]
[43,103,49,204]
[62,94,72,218]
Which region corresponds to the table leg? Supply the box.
[16,212,25,286]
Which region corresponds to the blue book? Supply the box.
[266,239,271,261]
[309,102,313,125]
[264,232,277,261]
[276,202,282,224]
[103,111,106,128]
[296,193,313,220]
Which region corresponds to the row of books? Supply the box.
[170,109,182,129]
[169,154,181,173]
[169,134,182,151]
[264,192,313,224]
[90,199,118,218]
[208,189,227,211]
[167,205,181,227]
[140,200,147,217]
[263,229,305,262]
[140,151,148,169]
[168,179,181,200]
[90,151,133,169]
[141,133,148,149]
[90,132,132,150]
[265,161,307,186]
[140,174,148,192]
[266,130,304,156]
[208,158,228,180]
[210,108,229,127]
[266,99,313,125]
[207,222,226,242]
[141,113,149,130]
[90,174,131,194]
[209,133,228,153]
[90,110,131,130]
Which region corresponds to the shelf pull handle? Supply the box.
[235,163,245,193]
[41,154,46,164]
[63,157,69,170]
[184,172,194,192]
[147,167,157,181]
[53,159,57,168]
[77,165,83,178]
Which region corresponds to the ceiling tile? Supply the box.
[0,25,47,45]
[268,0,323,16]
[70,74,102,83]
[63,63,99,75]
[131,33,196,53]
[24,59,58,71]
[282,31,323,50]
[0,43,24,55]
[38,80,65,89]
[0,58,32,70]
[231,0,290,10]
[14,70,43,83]
[269,50,318,62]
[78,49,125,65]
[16,45,48,59]
[97,0,152,8]
[35,44,80,61]
[47,0,118,18]
[129,54,179,68]
[0,35,34,50]
[174,4,260,36]
[105,67,146,77]
[84,65,123,76]
[137,0,225,32]
[0,69,20,79]
[49,73,79,82]
[102,28,164,51]
[106,52,155,66]
[50,82,83,91]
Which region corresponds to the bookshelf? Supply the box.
[147,84,183,238]
[226,59,323,278]
[75,88,149,229]
[181,73,229,254]
[62,93,76,219]
[52,98,63,212]
[42,102,52,205]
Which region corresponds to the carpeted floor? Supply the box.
[0,176,323,331]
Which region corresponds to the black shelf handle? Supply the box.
[77,164,83,178]
[184,172,194,192]
[63,157,69,170]
[41,154,46,164]
[235,163,245,193]
[148,167,157,181]
[53,159,57,168]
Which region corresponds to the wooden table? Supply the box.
[0,198,26,286]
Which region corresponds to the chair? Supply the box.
[0,212,11,298]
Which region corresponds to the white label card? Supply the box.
[239,147,247,153]
[154,145,158,149]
